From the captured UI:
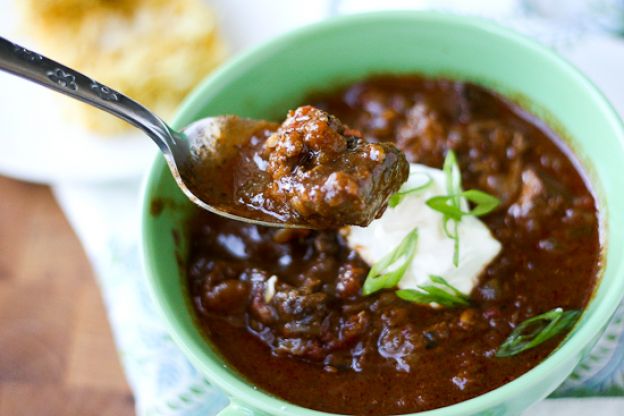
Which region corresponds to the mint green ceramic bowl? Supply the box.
[141,11,624,416]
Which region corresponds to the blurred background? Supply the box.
[1,1,623,415]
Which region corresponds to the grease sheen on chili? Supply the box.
[185,76,600,415]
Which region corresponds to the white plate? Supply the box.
[0,71,157,184]
[0,0,330,185]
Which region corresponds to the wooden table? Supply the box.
[0,176,134,416]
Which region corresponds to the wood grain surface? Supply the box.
[0,176,134,416]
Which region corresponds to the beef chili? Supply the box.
[185,76,600,415]
[184,105,409,228]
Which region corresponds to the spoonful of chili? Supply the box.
[0,37,409,229]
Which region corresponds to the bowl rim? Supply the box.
[141,10,624,416]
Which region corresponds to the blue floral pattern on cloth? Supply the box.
[94,239,228,416]
[554,303,624,396]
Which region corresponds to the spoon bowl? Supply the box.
[174,116,313,228]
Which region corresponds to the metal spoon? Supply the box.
[0,36,306,229]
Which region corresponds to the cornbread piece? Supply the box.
[19,0,227,134]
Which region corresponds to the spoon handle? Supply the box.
[0,36,181,154]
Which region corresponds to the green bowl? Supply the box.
[141,11,624,416]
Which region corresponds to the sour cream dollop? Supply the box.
[346,163,501,295]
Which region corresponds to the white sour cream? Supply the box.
[346,163,501,296]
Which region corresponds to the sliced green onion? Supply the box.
[451,220,460,266]
[443,150,462,266]
[496,308,581,357]
[444,149,462,197]
[461,190,501,216]
[426,195,464,221]
[396,275,470,308]
[426,190,500,220]
[426,150,500,267]
[429,275,467,299]
[388,174,433,208]
[362,228,419,295]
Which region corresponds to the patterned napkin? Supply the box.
[52,1,624,415]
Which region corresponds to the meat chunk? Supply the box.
[508,169,545,218]
[396,102,447,165]
[335,263,366,299]
[261,106,409,228]
[202,280,249,313]
[377,325,424,372]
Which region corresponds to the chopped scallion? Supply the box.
[496,308,581,357]
[426,150,500,266]
[388,173,433,208]
[362,228,419,295]
[396,274,470,307]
